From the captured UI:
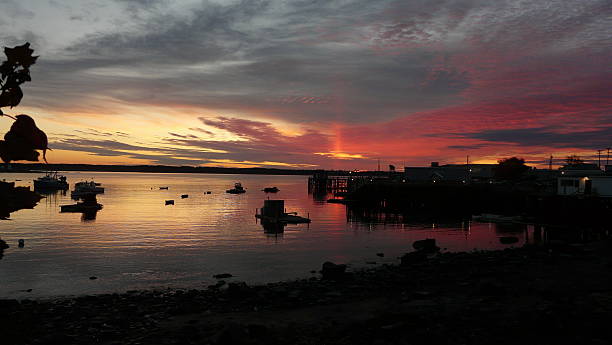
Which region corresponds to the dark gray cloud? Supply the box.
[458,126,612,150]
[12,0,481,122]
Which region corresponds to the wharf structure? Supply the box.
[403,162,496,184]
[308,170,399,194]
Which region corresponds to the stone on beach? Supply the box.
[412,238,440,253]
[213,273,233,279]
[320,261,347,280]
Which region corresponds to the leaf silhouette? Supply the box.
[0,43,48,163]
[3,43,38,68]
[1,42,37,109]
[0,85,23,108]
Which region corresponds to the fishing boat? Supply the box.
[255,200,311,224]
[71,181,104,199]
[226,182,246,194]
[60,193,102,212]
[33,171,68,191]
[262,186,280,193]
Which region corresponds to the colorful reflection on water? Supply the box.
[1,172,535,298]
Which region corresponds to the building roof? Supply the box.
[560,163,601,171]
[404,167,468,181]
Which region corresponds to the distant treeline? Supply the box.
[2,163,323,175]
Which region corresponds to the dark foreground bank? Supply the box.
[2,239,612,345]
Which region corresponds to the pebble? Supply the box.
[213,273,233,279]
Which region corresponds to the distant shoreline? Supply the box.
[0,163,324,176]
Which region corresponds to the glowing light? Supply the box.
[314,152,367,159]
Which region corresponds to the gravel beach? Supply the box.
[1,238,611,345]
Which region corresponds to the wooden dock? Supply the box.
[308,171,394,194]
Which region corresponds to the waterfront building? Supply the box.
[557,176,612,197]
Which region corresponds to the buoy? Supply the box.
[18,239,24,247]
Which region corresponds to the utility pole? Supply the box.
[607,147,611,166]
[549,155,553,171]
[466,155,470,183]
[597,149,603,169]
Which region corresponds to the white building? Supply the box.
[557,176,612,197]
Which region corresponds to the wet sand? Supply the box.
[1,239,611,345]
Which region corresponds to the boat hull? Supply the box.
[60,204,103,213]
[34,181,69,191]
[226,189,246,194]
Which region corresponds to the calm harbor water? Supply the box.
[0,172,533,298]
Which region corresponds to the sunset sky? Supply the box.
[0,0,610,169]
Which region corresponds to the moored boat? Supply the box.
[71,181,104,199]
[255,199,311,224]
[33,171,68,191]
[60,193,103,213]
[262,186,280,193]
[226,182,246,194]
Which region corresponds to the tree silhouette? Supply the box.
[0,42,49,163]
[494,157,529,180]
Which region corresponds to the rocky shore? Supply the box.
[1,239,612,345]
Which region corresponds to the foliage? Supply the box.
[0,42,49,163]
[494,157,529,180]
[0,42,37,110]
[565,155,584,166]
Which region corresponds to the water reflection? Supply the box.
[260,219,286,235]
[81,210,99,222]
[346,205,471,228]
[35,188,67,195]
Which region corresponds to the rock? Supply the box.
[227,282,251,297]
[500,236,519,244]
[213,273,233,279]
[321,261,347,280]
[412,238,439,253]
[400,251,427,266]
[0,239,9,250]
